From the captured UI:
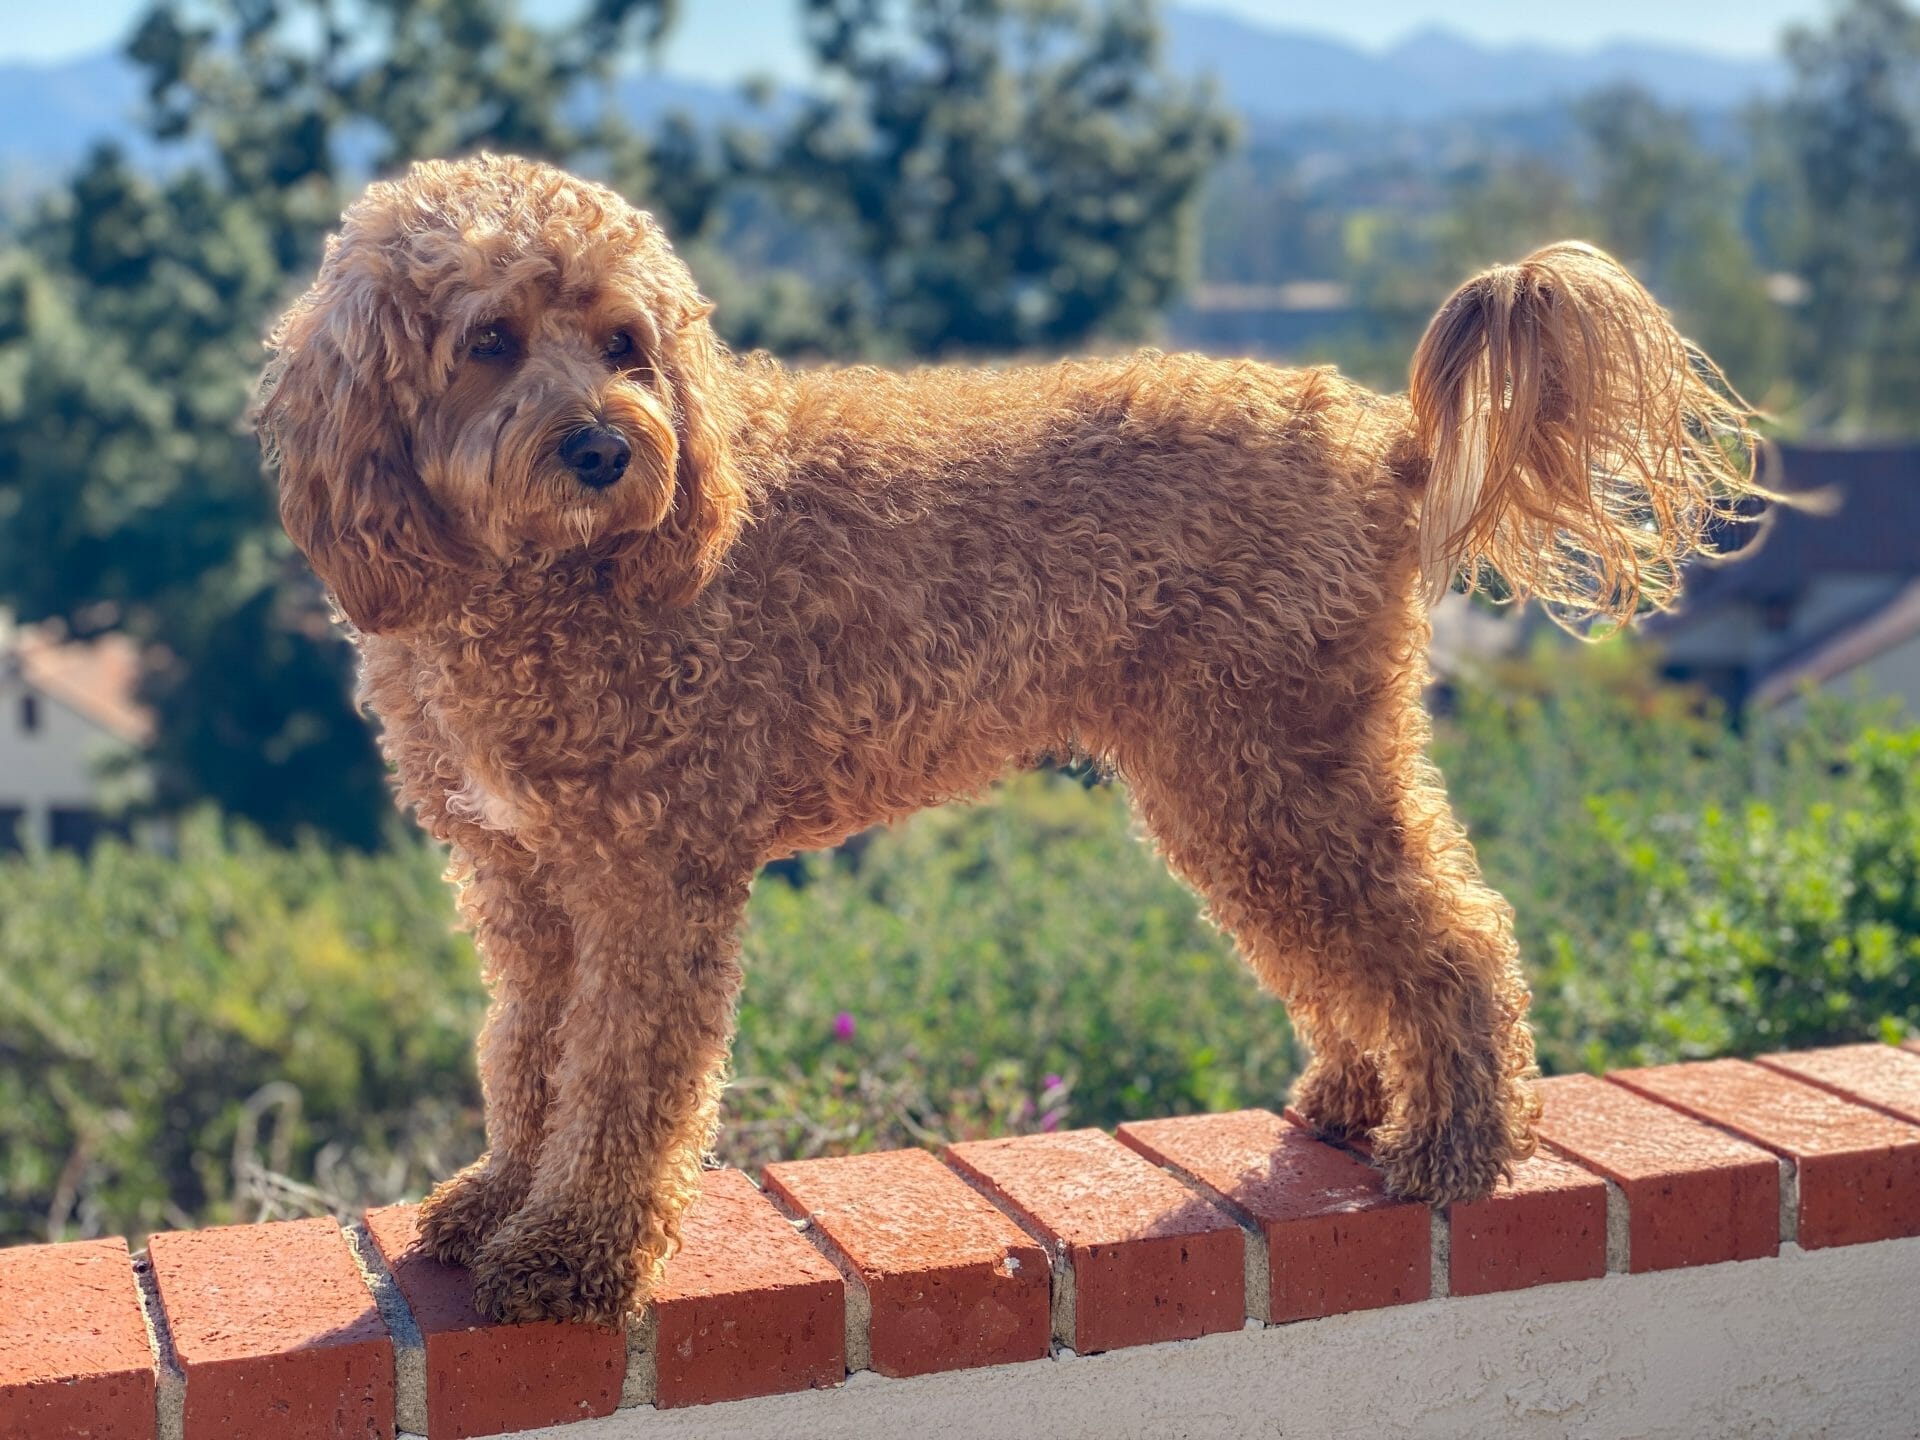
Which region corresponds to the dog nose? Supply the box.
[559,425,631,488]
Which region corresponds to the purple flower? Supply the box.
[1040,1112,1060,1132]
[1042,1073,1063,1091]
[833,1011,857,1043]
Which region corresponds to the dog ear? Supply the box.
[257,257,473,635]
[621,303,747,609]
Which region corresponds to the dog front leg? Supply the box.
[1290,1011,1388,1143]
[468,861,745,1326]
[418,849,574,1266]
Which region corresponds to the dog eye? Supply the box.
[605,331,634,360]
[468,325,511,359]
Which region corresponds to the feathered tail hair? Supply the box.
[1409,241,1769,631]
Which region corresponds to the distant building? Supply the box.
[0,615,153,853]
[1650,443,1920,715]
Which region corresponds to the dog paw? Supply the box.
[469,1213,648,1326]
[417,1162,531,1269]
[1372,1112,1519,1207]
[1291,1053,1387,1142]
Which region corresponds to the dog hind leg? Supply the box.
[1123,678,1538,1208]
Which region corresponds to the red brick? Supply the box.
[147,1218,392,1440]
[1116,1110,1428,1323]
[1756,1044,1920,1126]
[651,1168,844,1408]
[1282,1113,1612,1297]
[762,1149,1049,1379]
[362,1206,622,1439]
[1448,1148,1607,1296]
[0,1238,155,1440]
[1537,1074,1779,1273]
[1613,1059,1920,1249]
[946,1129,1244,1354]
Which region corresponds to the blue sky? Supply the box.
[6,0,1826,72]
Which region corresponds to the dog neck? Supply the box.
[413,543,670,649]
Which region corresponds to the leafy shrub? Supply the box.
[4,646,1915,1245]
[0,817,484,1243]
[0,778,1293,1244]
[1533,726,1920,1067]
[730,775,1296,1167]
[1435,641,1918,1068]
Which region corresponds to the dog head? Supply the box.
[258,154,745,633]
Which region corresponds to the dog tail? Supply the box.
[1407,241,1767,629]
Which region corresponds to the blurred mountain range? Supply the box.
[0,4,1786,190]
[1166,9,1783,129]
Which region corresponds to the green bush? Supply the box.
[729,775,1295,1168]
[0,817,485,1244]
[1534,726,1920,1067]
[1433,642,1918,1069]
[0,778,1292,1244]
[4,648,1915,1246]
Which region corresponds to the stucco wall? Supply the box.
[517,1237,1920,1440]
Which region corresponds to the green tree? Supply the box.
[1576,86,1786,402]
[1332,88,1786,404]
[0,156,398,841]
[126,0,679,263]
[758,0,1233,355]
[1782,0,1920,430]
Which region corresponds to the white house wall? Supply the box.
[0,672,140,847]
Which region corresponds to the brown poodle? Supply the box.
[258,154,1763,1325]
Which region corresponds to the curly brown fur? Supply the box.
[257,155,1767,1325]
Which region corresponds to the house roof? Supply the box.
[1666,443,1920,616]
[2,624,153,745]
[1751,578,1920,708]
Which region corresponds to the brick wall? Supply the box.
[4,1040,1919,1440]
